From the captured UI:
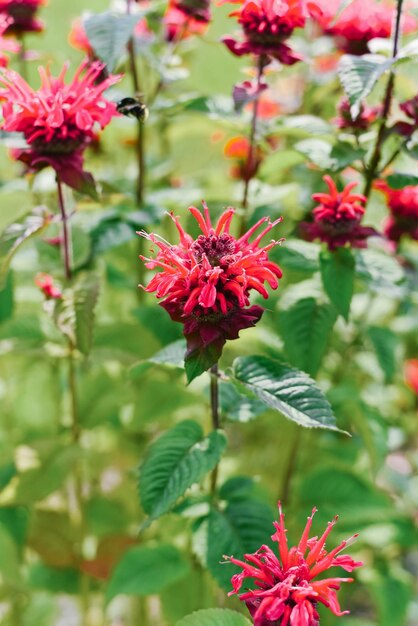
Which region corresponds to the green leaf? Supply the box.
[386,173,418,189]
[55,273,100,355]
[270,240,320,273]
[367,326,398,383]
[185,343,221,383]
[0,270,13,323]
[139,420,227,523]
[29,564,80,594]
[355,249,404,293]
[294,139,363,172]
[84,12,142,72]
[279,298,337,376]
[106,544,190,601]
[0,207,51,288]
[205,499,274,590]
[231,355,344,433]
[148,339,186,369]
[176,609,251,626]
[280,115,332,136]
[367,566,412,626]
[219,380,266,422]
[320,247,355,321]
[338,54,392,117]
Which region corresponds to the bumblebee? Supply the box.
[116,97,149,122]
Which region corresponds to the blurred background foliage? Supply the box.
[0,0,418,625]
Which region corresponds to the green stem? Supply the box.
[210,364,220,496]
[57,178,72,281]
[279,429,302,505]
[362,0,405,198]
[240,55,265,235]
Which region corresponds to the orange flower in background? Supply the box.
[405,359,418,396]
[224,135,263,181]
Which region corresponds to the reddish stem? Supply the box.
[57,178,72,281]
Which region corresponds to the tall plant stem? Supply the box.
[240,55,265,235]
[279,429,302,505]
[210,364,220,496]
[363,0,405,199]
[57,178,72,281]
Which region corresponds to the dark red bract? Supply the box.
[225,503,363,626]
[334,98,381,132]
[0,0,45,34]
[375,181,418,244]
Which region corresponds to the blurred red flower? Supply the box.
[0,15,19,66]
[301,175,376,250]
[225,503,362,626]
[0,0,45,34]
[334,97,381,132]
[0,60,120,191]
[375,181,418,243]
[140,202,283,369]
[405,359,418,396]
[223,0,318,64]
[164,0,210,41]
[35,273,62,299]
[314,0,417,55]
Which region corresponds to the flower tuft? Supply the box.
[140,202,283,371]
[301,175,377,250]
[225,503,363,626]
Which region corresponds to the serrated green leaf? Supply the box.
[219,380,266,422]
[0,207,51,288]
[176,609,251,626]
[206,500,274,590]
[367,567,413,626]
[0,270,13,323]
[270,239,320,273]
[84,12,141,72]
[338,54,392,117]
[386,173,418,189]
[185,343,221,383]
[139,420,227,523]
[367,326,398,383]
[279,298,337,376]
[106,544,190,601]
[280,115,332,136]
[232,355,344,432]
[294,139,363,172]
[148,339,186,369]
[355,249,404,293]
[320,247,355,321]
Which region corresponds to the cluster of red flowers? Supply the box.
[0,60,120,191]
[375,181,418,244]
[314,0,417,55]
[140,202,283,369]
[301,176,376,250]
[35,273,62,300]
[164,0,211,41]
[225,503,362,626]
[334,98,381,132]
[223,0,318,65]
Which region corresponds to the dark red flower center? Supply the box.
[191,233,237,265]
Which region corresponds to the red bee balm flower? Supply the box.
[140,203,283,374]
[0,15,20,67]
[314,0,417,55]
[375,181,418,244]
[405,359,418,396]
[223,0,317,64]
[225,503,363,626]
[0,0,45,34]
[301,176,376,250]
[35,273,62,300]
[0,61,120,192]
[334,98,381,132]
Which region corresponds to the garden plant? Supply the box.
[0,0,417,625]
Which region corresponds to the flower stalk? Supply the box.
[363,0,405,198]
[57,177,72,281]
[210,364,220,495]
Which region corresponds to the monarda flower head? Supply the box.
[375,180,418,244]
[301,175,376,250]
[0,15,20,67]
[334,97,381,132]
[0,60,121,194]
[140,202,283,377]
[225,503,363,626]
[0,0,45,34]
[222,0,319,65]
[164,0,209,41]
[313,0,417,55]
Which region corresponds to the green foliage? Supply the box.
[338,54,392,117]
[176,609,251,626]
[231,355,344,432]
[279,298,337,375]
[139,421,227,523]
[84,12,142,72]
[106,544,190,601]
[367,326,398,383]
[320,247,355,321]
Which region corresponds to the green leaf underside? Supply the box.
[106,544,190,601]
[320,248,355,321]
[368,326,398,383]
[338,54,393,117]
[280,298,337,376]
[84,12,142,73]
[176,609,251,626]
[232,355,344,433]
[148,339,187,369]
[139,420,227,522]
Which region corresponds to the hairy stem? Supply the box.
[362,0,405,198]
[279,429,302,505]
[240,55,265,235]
[210,364,220,495]
[57,178,72,281]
